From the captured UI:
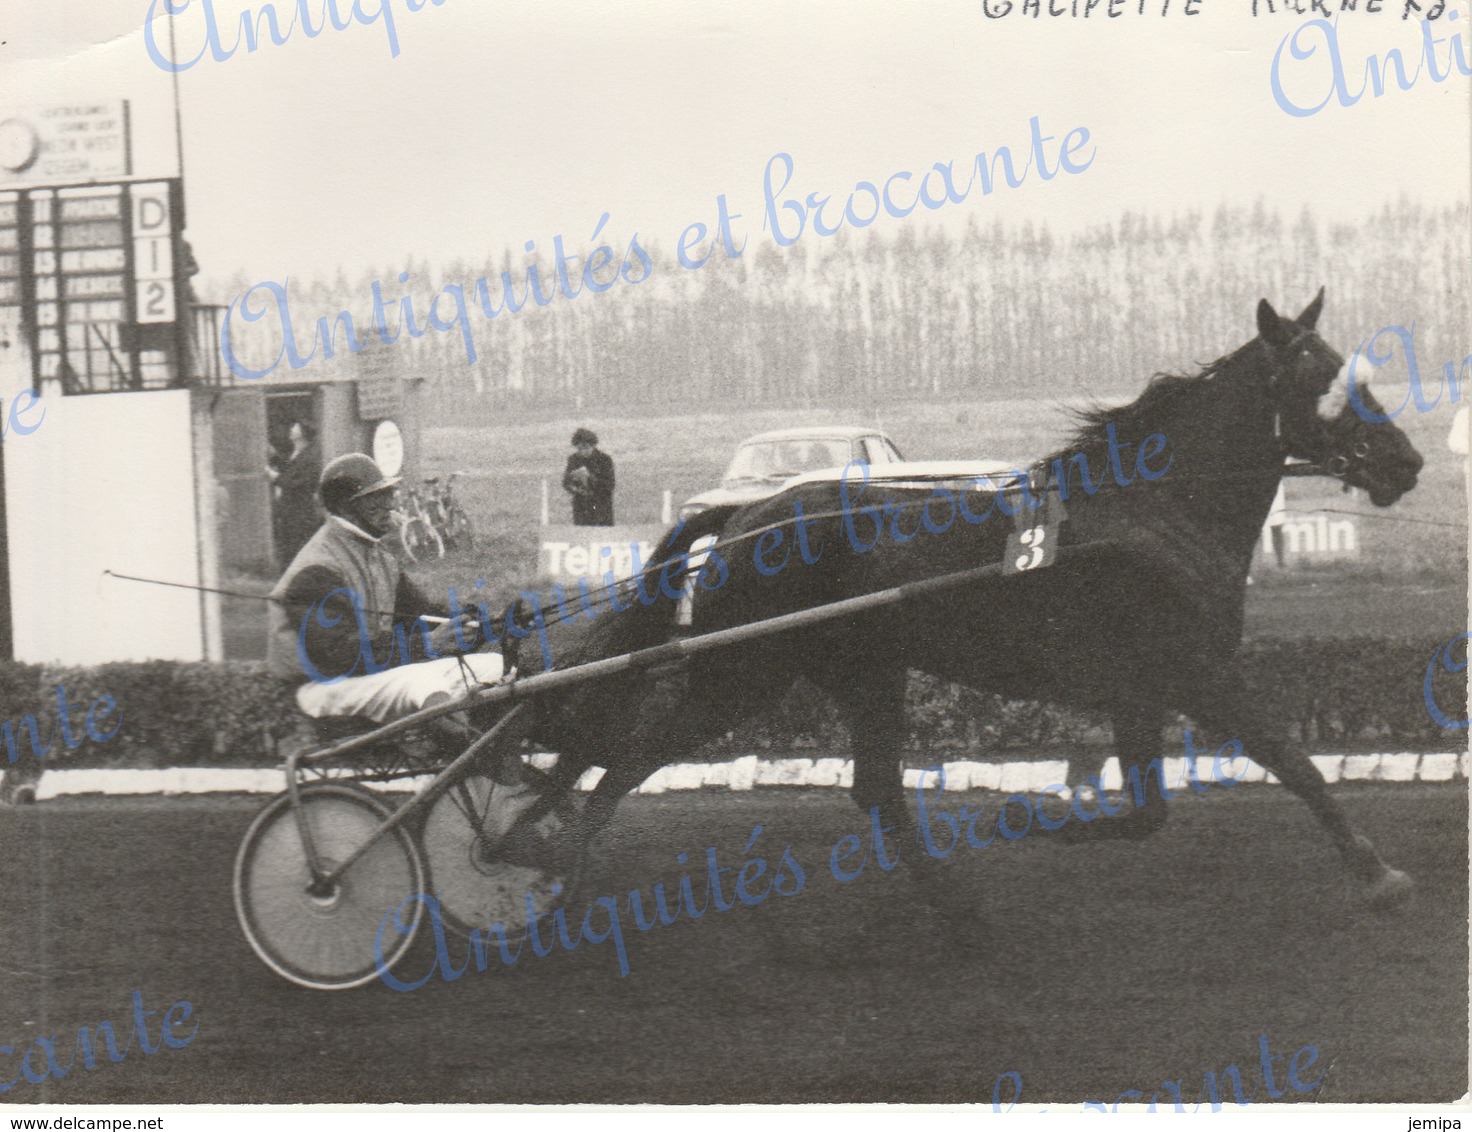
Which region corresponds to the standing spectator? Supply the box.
[275,420,323,567]
[563,427,616,526]
[267,424,289,558]
[266,420,291,489]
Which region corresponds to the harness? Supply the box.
[1260,328,1371,482]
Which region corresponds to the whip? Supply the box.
[101,570,469,627]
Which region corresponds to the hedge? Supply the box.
[2,661,296,774]
[730,636,1468,755]
[0,637,1464,776]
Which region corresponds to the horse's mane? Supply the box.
[1047,339,1262,466]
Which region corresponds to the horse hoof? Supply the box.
[1365,867,1414,910]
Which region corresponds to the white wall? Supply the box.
[5,388,203,663]
[0,308,31,401]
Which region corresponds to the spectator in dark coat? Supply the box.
[274,421,323,567]
[562,427,615,526]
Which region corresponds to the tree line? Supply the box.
[207,199,1470,417]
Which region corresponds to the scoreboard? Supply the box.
[0,178,189,394]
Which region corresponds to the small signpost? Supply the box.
[0,102,131,186]
[540,524,668,585]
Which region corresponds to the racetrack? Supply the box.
[0,784,1465,1106]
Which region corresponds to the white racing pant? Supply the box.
[294,653,506,723]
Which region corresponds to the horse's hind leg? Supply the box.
[1185,672,1411,904]
[562,757,650,883]
[826,665,908,835]
[558,675,723,900]
[1114,697,1172,832]
[1060,696,1170,841]
[823,665,955,904]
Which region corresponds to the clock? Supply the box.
[0,118,39,174]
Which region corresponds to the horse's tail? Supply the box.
[646,504,742,568]
[512,505,741,678]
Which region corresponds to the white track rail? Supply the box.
[22,750,1469,800]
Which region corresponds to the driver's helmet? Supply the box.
[319,453,400,513]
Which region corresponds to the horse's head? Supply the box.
[1257,289,1423,506]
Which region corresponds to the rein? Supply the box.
[525,459,1354,634]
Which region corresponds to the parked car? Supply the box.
[678,426,1018,520]
[677,427,904,520]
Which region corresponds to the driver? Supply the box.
[266,452,505,724]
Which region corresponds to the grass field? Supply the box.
[425,395,1468,630]
[430,393,1467,540]
[218,396,1467,657]
[0,785,1464,1104]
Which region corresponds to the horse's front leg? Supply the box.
[1186,673,1412,906]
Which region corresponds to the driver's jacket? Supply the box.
[266,516,447,684]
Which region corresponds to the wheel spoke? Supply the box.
[420,771,566,935]
[235,785,426,991]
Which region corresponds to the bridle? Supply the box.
[1260,328,1374,484]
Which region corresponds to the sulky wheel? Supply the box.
[234,784,427,991]
[419,770,569,936]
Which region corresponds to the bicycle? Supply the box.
[423,473,475,554]
[393,484,444,562]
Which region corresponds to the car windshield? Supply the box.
[723,438,854,484]
[863,436,904,464]
[721,435,859,482]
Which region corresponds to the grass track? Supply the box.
[0,784,1464,1104]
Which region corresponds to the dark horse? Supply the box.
[510,292,1423,907]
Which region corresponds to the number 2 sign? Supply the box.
[136,278,174,322]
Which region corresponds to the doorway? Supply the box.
[266,390,323,570]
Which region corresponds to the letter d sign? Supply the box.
[131,183,170,234]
